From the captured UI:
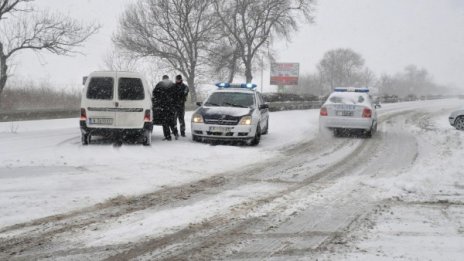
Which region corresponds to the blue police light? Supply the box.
[216,82,231,88]
[216,82,257,90]
[335,87,369,93]
[241,83,257,89]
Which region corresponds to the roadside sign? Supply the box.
[270,63,300,86]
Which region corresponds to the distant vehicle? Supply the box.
[381,95,399,103]
[449,108,464,130]
[80,71,153,146]
[319,87,380,137]
[191,83,269,145]
[404,94,418,101]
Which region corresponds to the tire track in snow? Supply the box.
[0,128,356,259]
[0,109,427,260]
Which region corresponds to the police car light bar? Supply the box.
[334,87,369,93]
[215,83,257,90]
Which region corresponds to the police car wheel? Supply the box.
[143,130,152,146]
[192,134,201,142]
[262,119,269,135]
[250,125,261,146]
[82,133,91,145]
[455,117,464,130]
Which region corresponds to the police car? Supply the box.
[319,87,380,137]
[191,83,269,145]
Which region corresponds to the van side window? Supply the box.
[87,77,114,100]
[118,78,145,100]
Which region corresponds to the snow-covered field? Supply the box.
[0,110,319,227]
[1,99,463,260]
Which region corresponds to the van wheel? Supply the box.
[143,130,152,146]
[82,133,91,145]
[250,125,261,146]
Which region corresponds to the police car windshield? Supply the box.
[205,92,254,108]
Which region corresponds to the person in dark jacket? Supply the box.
[173,75,189,137]
[152,75,179,140]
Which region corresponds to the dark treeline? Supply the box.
[0,81,80,111]
[290,48,451,99]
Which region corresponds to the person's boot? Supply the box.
[181,131,186,137]
[163,136,172,141]
[174,133,179,140]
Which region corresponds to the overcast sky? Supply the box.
[10,0,464,91]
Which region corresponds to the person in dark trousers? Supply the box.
[152,75,179,141]
[173,75,189,137]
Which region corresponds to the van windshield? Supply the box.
[87,77,114,100]
[118,78,145,100]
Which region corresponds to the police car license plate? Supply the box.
[209,126,231,132]
[89,118,113,125]
[336,111,353,117]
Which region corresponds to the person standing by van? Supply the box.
[173,75,189,137]
[152,75,179,141]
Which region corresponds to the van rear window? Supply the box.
[118,78,145,100]
[87,77,114,100]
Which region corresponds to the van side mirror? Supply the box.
[259,104,269,110]
[196,102,203,107]
[82,76,88,85]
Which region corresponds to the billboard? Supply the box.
[270,63,300,85]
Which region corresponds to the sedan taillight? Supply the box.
[320,107,328,116]
[362,108,372,118]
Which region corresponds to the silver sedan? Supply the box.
[449,108,464,130]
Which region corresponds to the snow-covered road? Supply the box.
[1,99,463,260]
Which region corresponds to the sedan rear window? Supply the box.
[87,77,114,100]
[328,93,367,105]
[118,78,145,100]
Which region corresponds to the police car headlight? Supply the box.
[192,114,204,123]
[239,116,252,125]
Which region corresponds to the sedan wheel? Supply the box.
[455,117,464,130]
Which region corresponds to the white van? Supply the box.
[80,71,153,146]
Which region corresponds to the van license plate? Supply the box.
[336,111,353,117]
[89,118,113,125]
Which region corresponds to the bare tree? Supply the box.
[114,0,217,102]
[0,0,99,104]
[103,47,138,72]
[376,65,444,97]
[207,39,242,83]
[213,0,314,83]
[317,48,367,91]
